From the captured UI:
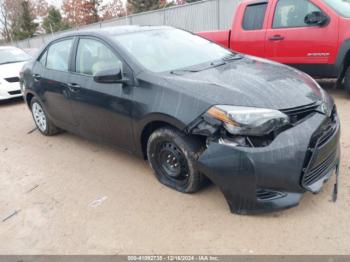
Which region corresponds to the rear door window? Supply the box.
[46,38,74,72]
[242,3,268,30]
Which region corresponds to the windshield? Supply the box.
[0,48,31,65]
[113,28,233,73]
[323,0,350,18]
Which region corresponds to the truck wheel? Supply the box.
[147,127,207,193]
[30,97,60,136]
[344,66,350,95]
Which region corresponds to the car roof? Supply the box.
[60,25,172,38]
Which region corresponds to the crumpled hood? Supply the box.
[0,61,26,79]
[163,56,324,110]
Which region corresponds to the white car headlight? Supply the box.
[207,105,290,136]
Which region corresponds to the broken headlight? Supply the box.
[206,105,290,136]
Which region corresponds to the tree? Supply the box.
[62,0,101,26]
[100,0,125,20]
[0,0,12,41]
[12,0,38,40]
[31,0,49,18]
[0,0,21,41]
[43,7,70,33]
[128,0,163,14]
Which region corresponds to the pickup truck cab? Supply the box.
[199,0,350,94]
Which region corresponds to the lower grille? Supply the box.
[8,90,21,95]
[256,189,286,201]
[301,106,339,189]
[5,77,20,83]
[303,150,337,186]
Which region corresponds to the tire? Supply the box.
[30,97,60,136]
[344,66,350,95]
[147,127,207,193]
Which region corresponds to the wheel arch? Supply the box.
[137,114,188,159]
[335,39,350,79]
[25,92,35,108]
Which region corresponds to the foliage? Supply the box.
[127,0,164,14]
[62,0,101,26]
[11,0,38,40]
[100,0,125,20]
[43,7,70,33]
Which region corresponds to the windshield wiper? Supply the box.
[0,60,25,65]
[171,60,227,75]
[170,69,202,75]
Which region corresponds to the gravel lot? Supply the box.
[0,81,349,255]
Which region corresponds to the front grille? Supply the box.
[281,102,319,124]
[8,90,21,95]
[256,189,286,201]
[301,106,339,189]
[303,149,337,186]
[5,77,20,83]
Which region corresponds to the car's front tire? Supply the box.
[30,98,60,136]
[147,127,207,193]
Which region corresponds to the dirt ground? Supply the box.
[0,81,349,255]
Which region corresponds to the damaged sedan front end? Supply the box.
[188,100,340,214]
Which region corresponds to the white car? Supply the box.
[0,46,31,101]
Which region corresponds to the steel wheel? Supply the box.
[32,102,47,132]
[157,141,190,183]
[147,127,208,193]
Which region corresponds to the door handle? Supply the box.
[32,74,41,81]
[269,35,285,41]
[67,83,81,93]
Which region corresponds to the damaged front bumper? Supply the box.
[196,112,340,215]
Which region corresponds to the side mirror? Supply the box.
[93,68,126,84]
[304,11,328,26]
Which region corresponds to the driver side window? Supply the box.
[273,0,322,28]
[75,38,122,76]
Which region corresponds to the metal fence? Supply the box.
[12,0,241,49]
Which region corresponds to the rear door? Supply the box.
[265,0,338,66]
[68,37,134,150]
[231,1,269,57]
[36,37,77,129]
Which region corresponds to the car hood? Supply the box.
[162,56,324,110]
[0,61,27,78]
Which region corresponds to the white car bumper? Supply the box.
[0,78,22,100]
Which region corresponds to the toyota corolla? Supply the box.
[20,26,341,214]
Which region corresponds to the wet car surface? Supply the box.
[20,26,340,214]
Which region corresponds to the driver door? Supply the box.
[265,0,338,65]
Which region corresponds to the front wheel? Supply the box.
[147,127,207,193]
[30,98,60,136]
[343,66,350,95]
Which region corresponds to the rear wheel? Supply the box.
[344,66,350,95]
[30,98,60,136]
[147,127,207,193]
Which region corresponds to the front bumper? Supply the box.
[197,112,340,215]
[0,81,22,100]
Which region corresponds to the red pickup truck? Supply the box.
[199,0,350,95]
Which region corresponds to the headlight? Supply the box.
[206,105,290,136]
